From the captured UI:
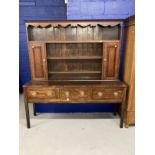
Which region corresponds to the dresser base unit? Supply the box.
[23,80,127,128]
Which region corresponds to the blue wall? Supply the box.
[68,0,135,19]
[19,0,67,86]
[19,0,135,113]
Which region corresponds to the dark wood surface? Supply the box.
[29,40,120,43]
[124,16,135,27]
[102,42,120,80]
[25,20,123,28]
[24,20,127,128]
[28,43,48,80]
[26,20,122,81]
[123,16,135,127]
[23,80,127,87]
[23,80,127,128]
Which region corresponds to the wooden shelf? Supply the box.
[29,40,120,44]
[27,21,121,81]
[47,56,102,60]
[48,71,101,74]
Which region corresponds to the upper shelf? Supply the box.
[27,21,122,43]
[25,20,123,28]
[29,40,120,44]
[27,23,121,41]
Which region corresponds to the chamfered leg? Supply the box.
[120,88,127,128]
[23,88,30,128]
[25,102,30,128]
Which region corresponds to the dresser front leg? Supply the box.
[33,104,37,116]
[120,88,127,128]
[120,102,124,128]
[24,102,30,128]
[23,88,31,128]
[120,103,124,128]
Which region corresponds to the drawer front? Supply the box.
[92,88,123,100]
[27,88,59,99]
[60,87,91,102]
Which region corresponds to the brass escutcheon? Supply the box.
[113,92,119,96]
[80,91,85,97]
[97,92,103,97]
[31,91,37,96]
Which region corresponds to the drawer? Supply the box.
[60,87,91,102]
[27,88,59,99]
[92,88,123,100]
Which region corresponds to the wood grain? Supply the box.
[24,20,127,128]
[102,42,120,80]
[28,43,48,80]
[23,80,127,128]
[123,16,135,127]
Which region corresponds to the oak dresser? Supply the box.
[23,20,128,128]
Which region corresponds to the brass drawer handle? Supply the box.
[65,91,70,101]
[47,91,54,97]
[113,92,119,96]
[80,91,85,97]
[31,91,37,97]
[97,92,103,97]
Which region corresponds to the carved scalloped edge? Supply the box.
[27,23,121,28]
[98,24,120,27]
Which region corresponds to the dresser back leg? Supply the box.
[113,104,117,116]
[33,104,37,116]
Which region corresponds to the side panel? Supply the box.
[29,43,48,80]
[102,42,120,80]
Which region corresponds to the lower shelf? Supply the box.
[48,73,101,80]
[48,71,101,74]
